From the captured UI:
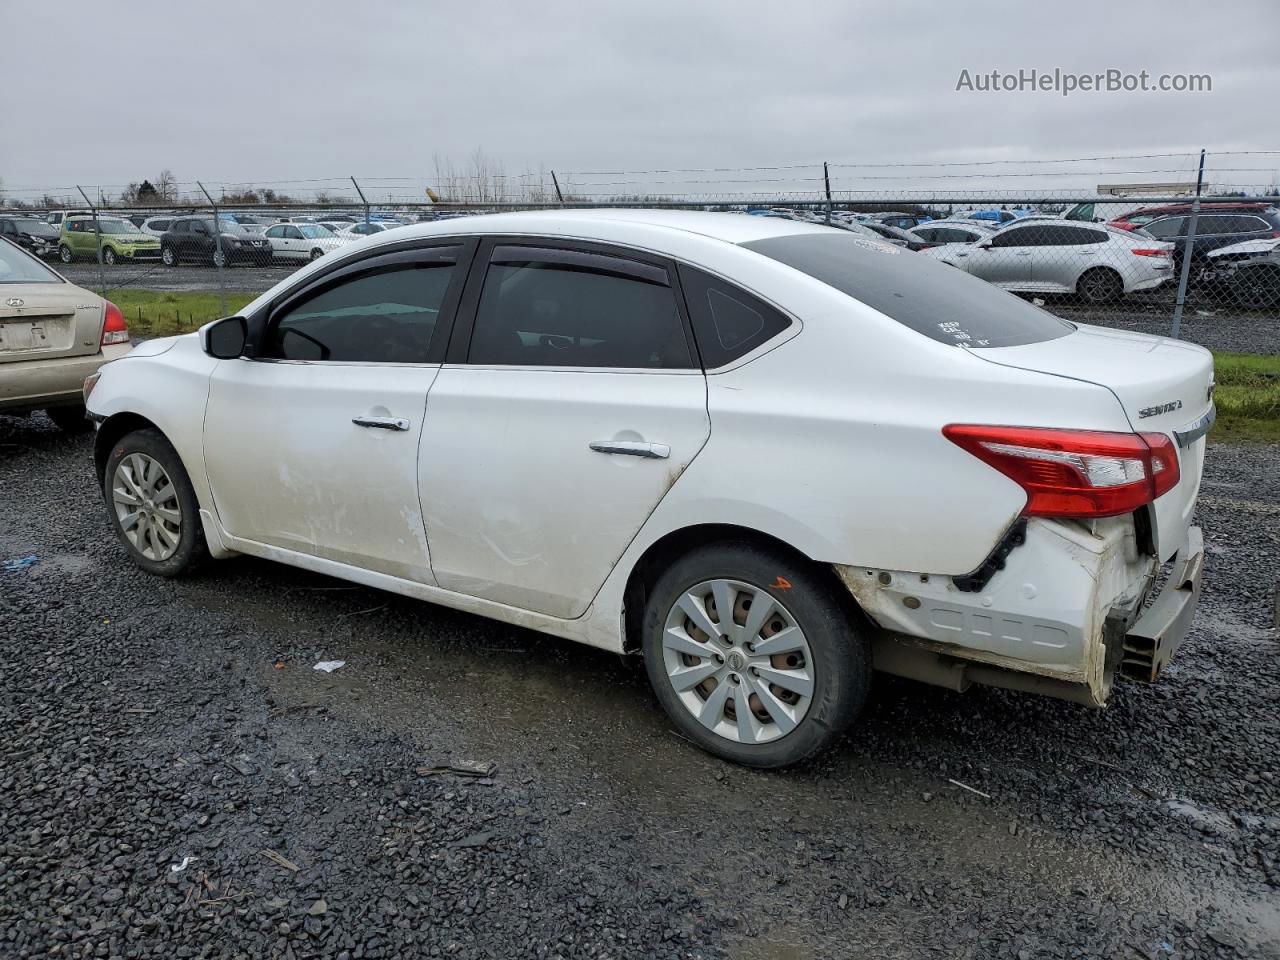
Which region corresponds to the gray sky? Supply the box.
[4,0,1279,203]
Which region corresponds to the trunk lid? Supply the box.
[0,283,105,364]
[976,322,1213,560]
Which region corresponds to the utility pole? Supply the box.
[1169,148,1206,340]
[351,176,370,227]
[76,186,106,298]
[823,162,832,225]
[196,181,228,319]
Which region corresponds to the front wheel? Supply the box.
[309,248,324,261]
[161,246,177,267]
[59,245,73,264]
[211,248,227,268]
[104,428,207,577]
[102,246,117,266]
[641,541,870,768]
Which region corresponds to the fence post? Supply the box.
[75,186,107,299]
[823,162,832,225]
[196,181,229,320]
[550,170,564,205]
[351,176,370,227]
[1169,149,1206,340]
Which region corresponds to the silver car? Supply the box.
[921,220,1175,303]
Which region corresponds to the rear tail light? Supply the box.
[101,300,129,346]
[1131,248,1172,258]
[943,425,1180,518]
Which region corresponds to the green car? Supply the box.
[59,217,161,265]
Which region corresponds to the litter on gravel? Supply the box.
[313,660,346,673]
[3,555,37,573]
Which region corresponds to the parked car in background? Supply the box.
[338,221,404,238]
[140,216,178,237]
[857,220,930,250]
[907,219,996,250]
[86,210,1210,768]
[953,208,1031,225]
[0,238,131,431]
[0,216,60,259]
[1108,201,1276,233]
[59,216,161,265]
[924,220,1174,302]
[160,217,273,267]
[44,210,93,230]
[1140,209,1280,274]
[870,212,933,230]
[261,222,351,261]
[1202,237,1280,308]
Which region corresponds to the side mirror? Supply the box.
[201,316,248,359]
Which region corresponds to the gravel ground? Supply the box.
[2,421,1278,958]
[56,262,1280,356]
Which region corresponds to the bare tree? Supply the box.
[156,169,177,203]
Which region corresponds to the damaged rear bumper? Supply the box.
[1117,526,1203,682]
[836,519,1204,707]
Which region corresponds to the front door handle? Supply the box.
[353,415,410,432]
[589,440,670,459]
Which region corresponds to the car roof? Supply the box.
[373,209,831,247]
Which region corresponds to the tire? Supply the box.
[212,248,227,268]
[641,541,870,768]
[1076,267,1123,304]
[59,245,73,264]
[103,428,207,577]
[102,246,117,266]
[1233,265,1280,310]
[46,404,92,433]
[309,248,324,261]
[161,245,177,267]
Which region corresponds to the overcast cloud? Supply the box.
[3,0,1279,201]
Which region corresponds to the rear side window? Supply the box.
[677,265,791,368]
[741,233,1072,349]
[468,245,693,369]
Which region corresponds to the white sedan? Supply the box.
[261,222,352,262]
[83,211,1212,768]
[921,220,1175,302]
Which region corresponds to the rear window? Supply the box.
[741,233,1073,348]
[0,241,63,283]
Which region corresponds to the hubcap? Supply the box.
[111,453,181,561]
[662,578,815,745]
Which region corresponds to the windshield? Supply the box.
[93,220,146,235]
[0,241,63,283]
[741,233,1073,348]
[10,219,52,234]
[297,224,334,238]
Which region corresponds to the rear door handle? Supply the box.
[589,440,670,459]
[353,416,410,432]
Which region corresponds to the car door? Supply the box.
[963,225,1036,286]
[263,224,287,258]
[203,243,471,582]
[1032,224,1107,290]
[280,225,307,259]
[419,239,711,619]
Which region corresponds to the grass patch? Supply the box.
[110,290,257,339]
[1210,350,1280,443]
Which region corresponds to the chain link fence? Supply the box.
[2,150,1278,351]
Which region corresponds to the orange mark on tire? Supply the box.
[770,576,792,590]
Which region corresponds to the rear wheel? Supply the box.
[46,404,91,433]
[1077,267,1123,304]
[59,245,73,264]
[211,248,227,268]
[1234,265,1280,310]
[641,541,870,768]
[309,248,324,261]
[104,428,207,577]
